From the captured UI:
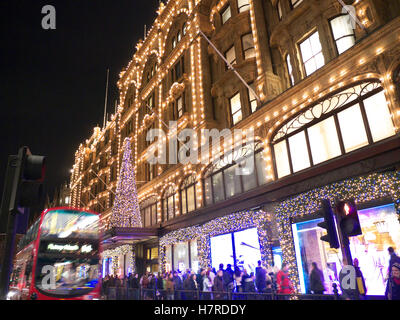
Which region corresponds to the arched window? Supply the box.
[203,141,269,206]
[162,186,177,221]
[272,81,396,179]
[140,196,158,227]
[180,174,197,215]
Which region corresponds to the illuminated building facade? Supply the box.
[70,0,400,294]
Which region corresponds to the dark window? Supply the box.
[290,0,303,9]
[162,186,176,221]
[203,142,268,206]
[180,174,197,215]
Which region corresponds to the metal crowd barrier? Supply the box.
[102,287,338,301]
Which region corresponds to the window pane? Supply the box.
[241,158,258,191]
[212,172,225,203]
[308,117,342,164]
[242,34,255,59]
[238,0,250,12]
[364,91,396,142]
[163,199,167,221]
[247,83,258,113]
[168,196,174,220]
[181,190,187,214]
[173,242,189,272]
[300,39,313,62]
[187,185,195,212]
[190,240,199,273]
[330,15,355,54]
[204,177,213,205]
[255,152,269,186]
[222,6,231,24]
[338,104,369,152]
[300,32,324,76]
[145,208,151,227]
[177,96,184,117]
[225,46,236,65]
[151,204,157,226]
[336,37,355,55]
[289,131,310,172]
[231,94,242,116]
[224,164,242,198]
[277,0,283,20]
[291,0,303,8]
[230,93,242,125]
[274,140,291,178]
[286,54,294,86]
[232,111,242,125]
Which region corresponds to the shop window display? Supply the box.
[210,228,264,274]
[190,240,200,274]
[292,203,400,295]
[173,242,189,272]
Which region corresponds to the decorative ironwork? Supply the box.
[273,81,381,142]
[204,140,263,177]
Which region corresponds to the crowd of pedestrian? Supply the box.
[101,247,400,300]
[101,260,296,300]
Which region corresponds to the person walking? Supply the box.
[353,258,367,299]
[385,247,400,298]
[213,270,226,300]
[234,266,243,299]
[255,260,267,293]
[202,271,213,300]
[224,264,234,292]
[173,271,183,300]
[165,273,175,300]
[309,262,325,295]
[388,262,400,300]
[276,263,294,298]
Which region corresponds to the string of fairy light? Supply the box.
[102,244,136,275]
[159,210,274,272]
[108,138,142,228]
[69,0,400,232]
[274,171,400,293]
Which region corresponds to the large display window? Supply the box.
[173,242,189,272]
[210,228,262,274]
[167,240,199,273]
[292,203,400,295]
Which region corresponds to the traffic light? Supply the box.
[336,199,362,237]
[8,146,46,213]
[317,199,340,249]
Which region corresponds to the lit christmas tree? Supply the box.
[108,138,142,228]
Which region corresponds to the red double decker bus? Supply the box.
[8,207,101,300]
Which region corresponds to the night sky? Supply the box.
[0,1,159,203]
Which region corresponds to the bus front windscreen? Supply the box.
[35,209,100,297]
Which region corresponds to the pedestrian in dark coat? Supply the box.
[213,270,226,300]
[353,258,367,298]
[309,262,325,294]
[385,247,400,298]
[255,260,267,293]
[388,263,400,300]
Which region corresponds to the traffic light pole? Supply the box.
[333,200,353,267]
[0,208,18,300]
[0,155,20,300]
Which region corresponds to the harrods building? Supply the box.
[70,0,400,295]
